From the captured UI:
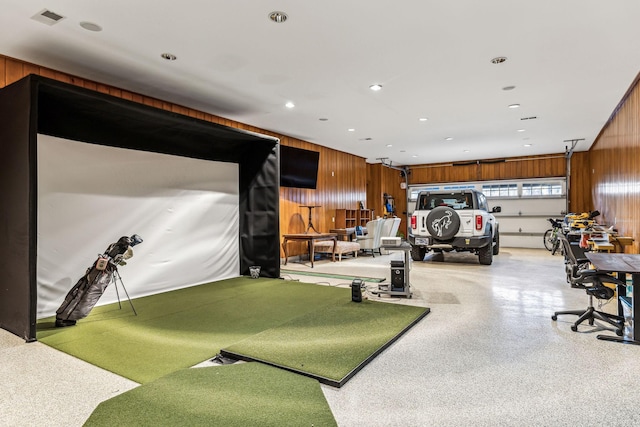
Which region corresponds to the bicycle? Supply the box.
[543,218,564,255]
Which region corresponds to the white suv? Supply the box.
[408,189,500,265]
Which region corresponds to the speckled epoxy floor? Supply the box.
[2,248,639,426]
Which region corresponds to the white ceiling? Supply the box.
[2,1,640,166]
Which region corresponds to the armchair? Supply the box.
[357,219,384,256]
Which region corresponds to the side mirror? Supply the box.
[492,206,502,213]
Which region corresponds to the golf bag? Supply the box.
[55,234,143,327]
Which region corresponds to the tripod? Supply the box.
[111,264,138,316]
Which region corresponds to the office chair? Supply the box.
[552,235,624,335]
[560,233,590,285]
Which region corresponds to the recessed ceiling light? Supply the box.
[369,84,383,91]
[491,57,507,64]
[268,11,288,23]
[463,150,470,153]
[502,85,516,91]
[285,102,295,109]
[445,137,453,141]
[517,129,526,132]
[386,144,393,148]
[348,128,355,132]
[412,155,418,158]
[508,104,520,109]
[419,117,428,122]
[161,53,177,61]
[524,144,532,147]
[80,21,102,32]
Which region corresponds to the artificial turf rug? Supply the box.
[84,363,338,427]
[37,277,429,386]
[221,299,429,387]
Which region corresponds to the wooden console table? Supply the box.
[329,227,356,241]
[282,233,337,268]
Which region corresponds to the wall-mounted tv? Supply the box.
[280,145,320,189]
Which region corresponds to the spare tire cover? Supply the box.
[426,206,460,240]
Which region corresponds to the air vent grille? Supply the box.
[31,9,66,26]
[520,116,537,121]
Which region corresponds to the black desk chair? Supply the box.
[552,235,624,335]
[561,233,590,285]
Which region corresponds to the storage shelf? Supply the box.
[335,208,372,228]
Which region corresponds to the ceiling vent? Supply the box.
[31,9,66,26]
[520,116,538,121]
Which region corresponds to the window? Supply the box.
[482,184,517,198]
[477,193,488,211]
[417,193,473,210]
[522,182,563,197]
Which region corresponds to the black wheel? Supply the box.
[543,229,554,251]
[551,315,557,321]
[570,325,578,332]
[478,244,493,265]
[616,328,623,337]
[426,206,460,240]
[492,230,500,255]
[410,245,426,261]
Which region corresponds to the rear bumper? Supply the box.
[409,234,492,249]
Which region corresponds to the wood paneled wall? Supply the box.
[568,151,592,214]
[366,164,407,234]
[279,139,367,255]
[590,73,640,254]
[407,154,566,184]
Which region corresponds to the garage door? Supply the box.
[407,178,567,249]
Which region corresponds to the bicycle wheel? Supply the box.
[543,229,554,251]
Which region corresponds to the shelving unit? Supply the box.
[335,208,373,229]
[335,209,358,229]
[358,209,372,227]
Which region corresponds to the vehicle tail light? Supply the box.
[475,215,483,231]
[411,215,417,229]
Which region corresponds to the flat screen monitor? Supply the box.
[280,145,319,189]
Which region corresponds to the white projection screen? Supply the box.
[37,135,240,318]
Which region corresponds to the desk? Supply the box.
[282,233,337,268]
[585,252,640,345]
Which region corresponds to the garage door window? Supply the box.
[481,184,517,198]
[522,182,563,197]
